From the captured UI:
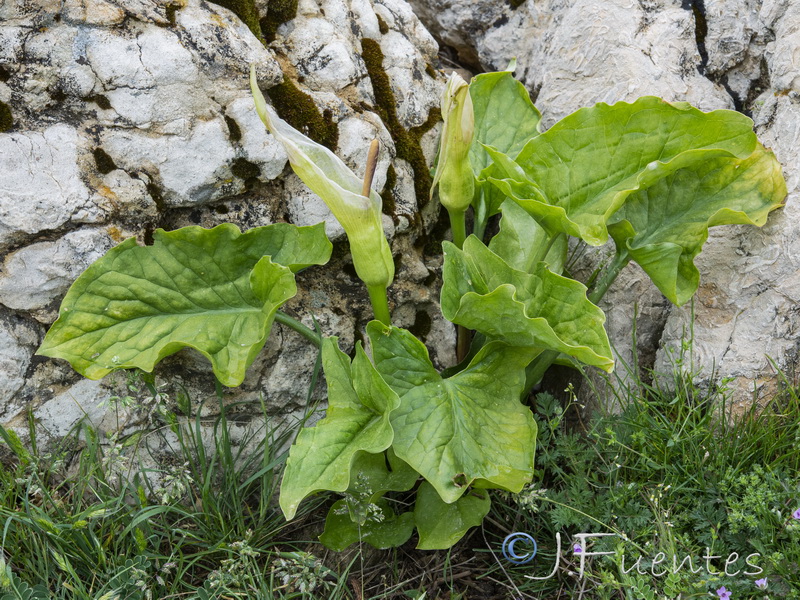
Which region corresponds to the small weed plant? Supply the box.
[34,60,785,553]
[485,351,800,599]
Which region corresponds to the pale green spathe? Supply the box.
[250,66,394,288]
[432,72,475,213]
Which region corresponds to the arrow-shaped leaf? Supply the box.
[38,223,331,387]
[608,142,786,305]
[280,338,400,520]
[368,322,538,504]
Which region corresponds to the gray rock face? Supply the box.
[410,0,798,409]
[0,0,449,445]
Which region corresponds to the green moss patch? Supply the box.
[224,115,242,142]
[231,157,261,180]
[267,78,339,150]
[0,101,13,133]
[260,0,299,43]
[381,163,397,217]
[376,15,389,35]
[361,38,440,209]
[93,148,118,174]
[209,0,263,42]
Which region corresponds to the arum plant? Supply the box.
[36,62,785,552]
[452,95,786,389]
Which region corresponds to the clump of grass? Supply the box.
[3,338,799,599]
[484,346,800,599]
[0,367,354,599]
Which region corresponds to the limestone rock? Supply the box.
[0,311,41,420]
[0,0,449,450]
[0,228,114,316]
[0,125,105,251]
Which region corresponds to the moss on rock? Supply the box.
[93,148,118,174]
[260,0,299,42]
[209,0,263,42]
[231,157,261,180]
[266,77,339,150]
[0,101,13,133]
[381,163,397,217]
[361,38,440,209]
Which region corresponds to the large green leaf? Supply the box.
[468,69,541,175]
[280,339,400,519]
[489,199,566,274]
[608,143,786,305]
[414,482,491,550]
[319,499,415,551]
[38,224,331,387]
[469,69,541,220]
[441,237,613,371]
[368,322,538,503]
[488,97,758,245]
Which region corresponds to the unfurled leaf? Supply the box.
[319,498,415,551]
[489,199,566,274]
[250,66,393,288]
[608,142,786,305]
[468,69,541,176]
[368,322,538,503]
[279,338,400,520]
[38,224,331,387]
[488,97,757,245]
[441,237,613,371]
[414,482,491,550]
[469,68,542,220]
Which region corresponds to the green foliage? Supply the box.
[441,236,613,371]
[280,338,400,519]
[487,360,800,599]
[320,499,416,551]
[414,483,491,550]
[368,322,538,502]
[468,66,541,223]
[37,62,786,556]
[488,199,566,274]
[0,376,342,599]
[608,142,786,304]
[37,223,331,386]
[488,96,758,245]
